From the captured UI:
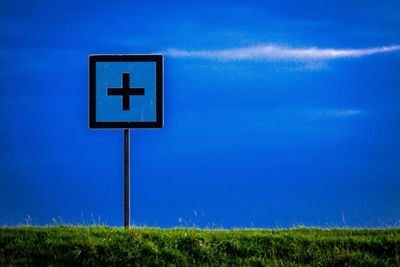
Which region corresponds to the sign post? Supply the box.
[89,55,163,228]
[124,128,130,227]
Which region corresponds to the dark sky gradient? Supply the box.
[1,0,400,227]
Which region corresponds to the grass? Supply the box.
[0,226,399,266]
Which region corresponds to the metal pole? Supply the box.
[124,129,130,228]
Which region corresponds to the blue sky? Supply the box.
[1,0,400,228]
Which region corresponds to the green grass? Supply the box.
[1,226,399,266]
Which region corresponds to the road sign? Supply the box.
[89,55,163,128]
[89,54,164,228]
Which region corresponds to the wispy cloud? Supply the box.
[305,109,363,119]
[329,109,362,117]
[163,44,400,61]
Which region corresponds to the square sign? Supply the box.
[89,55,163,128]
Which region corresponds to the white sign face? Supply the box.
[89,55,163,128]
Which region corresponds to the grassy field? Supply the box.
[0,226,399,266]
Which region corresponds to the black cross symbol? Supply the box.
[108,73,145,111]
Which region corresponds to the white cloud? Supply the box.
[163,44,400,61]
[329,109,362,117]
[305,109,363,119]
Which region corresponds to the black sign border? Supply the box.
[89,55,163,129]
